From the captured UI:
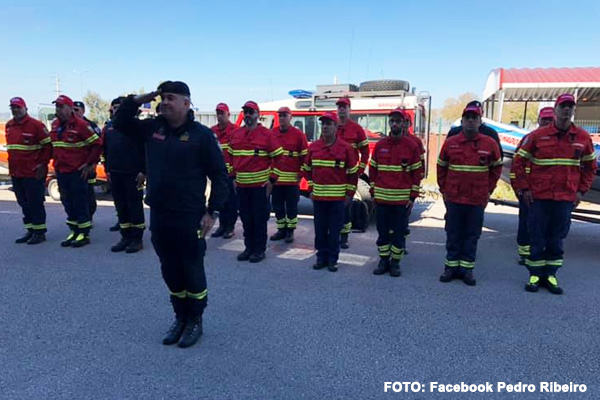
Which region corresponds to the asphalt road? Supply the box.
[1,190,599,400]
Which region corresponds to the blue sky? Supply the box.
[2,0,599,113]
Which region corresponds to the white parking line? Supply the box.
[218,239,246,252]
[412,241,445,246]
[277,247,315,261]
[337,253,372,266]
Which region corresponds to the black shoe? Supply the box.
[111,238,131,252]
[340,233,349,249]
[109,222,120,232]
[237,249,252,261]
[389,259,401,277]
[125,239,143,253]
[71,233,90,248]
[544,275,564,295]
[439,267,456,283]
[461,269,476,286]
[61,232,76,247]
[222,228,235,239]
[249,252,266,263]
[328,263,338,272]
[15,232,34,244]
[284,230,294,243]
[312,260,327,270]
[178,317,203,348]
[27,233,46,245]
[525,275,540,292]
[211,225,226,238]
[373,258,390,275]
[270,229,287,241]
[162,318,186,345]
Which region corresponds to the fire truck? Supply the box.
[234,80,431,203]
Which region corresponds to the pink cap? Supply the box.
[336,97,351,107]
[462,105,482,116]
[53,95,74,107]
[555,93,576,106]
[538,107,554,119]
[9,97,26,108]
[319,111,338,123]
[277,106,292,115]
[242,100,260,112]
[216,103,230,113]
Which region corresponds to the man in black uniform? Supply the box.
[74,101,102,221]
[114,81,229,348]
[447,100,503,160]
[103,97,146,253]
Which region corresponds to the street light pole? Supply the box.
[73,69,89,99]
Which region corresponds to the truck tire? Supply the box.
[48,179,60,201]
[359,80,410,92]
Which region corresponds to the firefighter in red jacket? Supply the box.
[437,104,502,286]
[50,95,103,247]
[512,94,597,294]
[303,111,358,272]
[229,101,283,262]
[6,97,52,245]
[370,108,423,277]
[270,106,309,244]
[210,103,239,239]
[509,107,555,265]
[336,97,369,249]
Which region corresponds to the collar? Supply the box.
[10,114,31,126]
[458,132,481,143]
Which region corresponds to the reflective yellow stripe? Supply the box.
[509,173,516,179]
[7,144,43,151]
[236,169,271,184]
[370,160,378,168]
[87,178,96,184]
[31,224,46,230]
[187,289,208,300]
[374,186,411,201]
[411,185,420,192]
[516,149,531,159]
[346,184,357,191]
[39,137,52,145]
[170,291,187,299]
[444,259,459,267]
[230,149,269,157]
[448,164,489,172]
[312,183,347,197]
[346,165,359,174]
[437,158,448,167]
[78,221,92,229]
[273,169,300,180]
[358,162,367,169]
[526,259,545,268]
[492,158,503,167]
[24,223,33,229]
[532,158,581,166]
[299,149,308,156]
[83,134,100,145]
[312,159,346,168]
[356,139,369,148]
[459,260,475,269]
[301,163,311,172]
[120,223,132,229]
[581,152,597,162]
[269,147,284,157]
[131,223,146,229]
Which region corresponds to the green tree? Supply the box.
[83,91,110,126]
[500,102,540,129]
[440,92,479,123]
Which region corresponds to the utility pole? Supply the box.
[54,73,61,97]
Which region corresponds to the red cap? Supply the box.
[336,97,351,107]
[242,100,260,113]
[277,106,292,115]
[538,107,554,119]
[9,97,26,108]
[319,111,338,123]
[53,95,74,107]
[389,107,409,119]
[216,103,230,113]
[555,93,576,106]
[462,105,482,116]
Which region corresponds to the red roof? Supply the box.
[500,67,600,86]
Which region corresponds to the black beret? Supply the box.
[158,81,191,97]
[111,96,126,106]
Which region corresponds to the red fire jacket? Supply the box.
[437,133,502,206]
[512,123,597,201]
[337,119,369,175]
[272,125,309,186]
[228,124,283,187]
[50,115,103,174]
[302,137,358,201]
[369,135,423,205]
[5,115,52,178]
[211,121,238,174]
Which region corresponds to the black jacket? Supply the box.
[447,123,503,160]
[103,120,146,174]
[113,96,228,215]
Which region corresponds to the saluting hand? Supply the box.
[133,90,160,105]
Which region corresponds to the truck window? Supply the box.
[354,114,388,138]
[291,116,318,142]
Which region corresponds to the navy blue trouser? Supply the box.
[341,202,352,234]
[57,171,91,235]
[219,176,238,230]
[151,210,207,319]
[517,196,531,258]
[12,176,47,233]
[527,200,573,277]
[376,204,407,260]
[444,202,485,270]
[237,186,269,254]
[87,170,97,219]
[271,185,300,230]
[111,172,145,240]
[313,200,345,265]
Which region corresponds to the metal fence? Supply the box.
[575,120,600,134]
[194,112,240,127]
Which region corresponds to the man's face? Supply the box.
[10,105,26,120]
[389,115,408,135]
[73,105,85,118]
[216,110,229,125]
[55,103,73,122]
[110,103,120,116]
[278,112,292,129]
[337,104,350,119]
[461,112,482,133]
[321,119,337,140]
[160,93,189,120]
[554,102,575,121]
[538,117,554,127]
[243,108,259,127]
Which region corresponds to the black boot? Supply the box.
[312,260,327,270]
[61,232,76,247]
[340,233,349,249]
[27,233,46,245]
[270,229,287,241]
[284,229,294,243]
[373,257,390,275]
[439,267,456,283]
[389,259,401,277]
[461,269,476,286]
[71,233,90,248]
[249,252,266,263]
[211,225,226,238]
[15,231,34,244]
[525,275,540,292]
[237,249,252,261]
[111,238,131,252]
[162,318,187,345]
[109,222,120,232]
[125,239,143,253]
[544,275,564,295]
[178,316,203,348]
[328,263,338,272]
[222,226,235,239]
